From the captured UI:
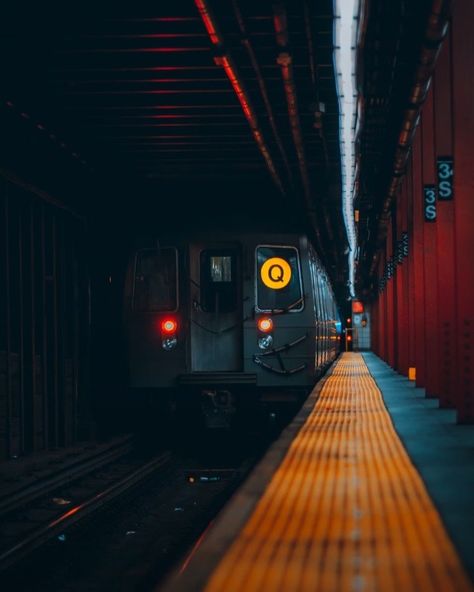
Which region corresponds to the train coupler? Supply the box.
[200,389,236,429]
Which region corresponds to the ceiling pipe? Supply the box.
[371,0,451,276]
[194,0,284,193]
[302,0,337,257]
[272,3,326,256]
[231,0,294,189]
[303,0,330,170]
[273,4,309,198]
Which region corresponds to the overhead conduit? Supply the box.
[303,0,330,170]
[231,0,294,188]
[194,0,284,193]
[302,0,336,249]
[273,3,325,257]
[371,0,451,276]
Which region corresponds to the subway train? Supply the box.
[123,232,341,427]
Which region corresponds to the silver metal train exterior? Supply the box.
[124,232,340,424]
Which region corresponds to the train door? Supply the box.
[189,244,243,371]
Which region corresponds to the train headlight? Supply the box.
[257,317,273,333]
[162,336,178,351]
[258,335,273,350]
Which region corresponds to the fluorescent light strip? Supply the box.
[333,0,360,299]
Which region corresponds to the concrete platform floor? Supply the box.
[363,352,474,579]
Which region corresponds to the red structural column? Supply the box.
[411,127,426,388]
[395,175,409,376]
[371,300,378,355]
[421,89,440,398]
[379,250,388,362]
[394,192,402,372]
[375,257,382,358]
[406,161,417,375]
[386,221,396,368]
[374,300,380,355]
[392,215,399,368]
[452,0,474,422]
[433,32,456,408]
[394,186,401,371]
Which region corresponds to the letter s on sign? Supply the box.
[439,180,452,199]
[426,205,436,221]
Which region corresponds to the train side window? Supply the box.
[133,248,178,312]
[200,250,237,313]
[256,245,303,312]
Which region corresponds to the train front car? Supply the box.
[124,233,339,428]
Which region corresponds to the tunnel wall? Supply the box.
[371,0,474,423]
[0,175,91,460]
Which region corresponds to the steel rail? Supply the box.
[0,435,133,518]
[0,452,170,571]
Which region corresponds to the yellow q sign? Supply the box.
[261,257,292,290]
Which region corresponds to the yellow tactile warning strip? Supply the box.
[204,353,473,592]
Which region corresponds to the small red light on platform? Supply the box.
[347,335,352,342]
[346,317,351,324]
[161,318,177,335]
[257,317,273,333]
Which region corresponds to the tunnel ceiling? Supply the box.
[0,1,348,296]
[356,0,441,298]
[1,1,434,303]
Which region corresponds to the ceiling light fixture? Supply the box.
[333,0,362,299]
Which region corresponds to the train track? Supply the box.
[1,421,281,590]
[0,435,134,518]
[0,439,170,571]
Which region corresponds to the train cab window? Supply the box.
[200,250,237,313]
[210,256,232,282]
[256,245,303,312]
[133,248,178,312]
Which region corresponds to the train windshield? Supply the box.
[133,248,178,311]
[256,245,303,312]
[200,250,237,313]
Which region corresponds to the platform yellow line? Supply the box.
[203,353,472,592]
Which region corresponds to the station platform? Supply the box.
[164,353,474,592]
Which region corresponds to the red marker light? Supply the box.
[347,335,352,342]
[161,318,177,335]
[257,317,273,333]
[346,317,351,324]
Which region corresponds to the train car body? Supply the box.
[124,232,340,425]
